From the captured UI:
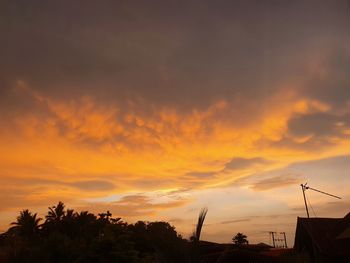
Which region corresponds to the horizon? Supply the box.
[1,0,350,247]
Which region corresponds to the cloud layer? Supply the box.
[1,1,350,244]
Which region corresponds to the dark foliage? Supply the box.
[0,202,191,263]
[0,206,294,263]
[232,232,249,246]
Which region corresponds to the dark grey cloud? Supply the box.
[303,48,350,108]
[261,111,350,151]
[288,112,350,137]
[1,0,349,111]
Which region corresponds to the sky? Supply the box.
[1,0,350,246]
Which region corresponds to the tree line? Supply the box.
[0,202,205,263]
[0,202,249,263]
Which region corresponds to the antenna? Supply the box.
[300,183,341,218]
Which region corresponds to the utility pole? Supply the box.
[300,183,341,218]
[269,231,276,247]
[281,232,287,248]
[301,184,309,218]
[269,232,287,248]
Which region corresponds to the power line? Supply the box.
[300,183,341,218]
[305,192,316,217]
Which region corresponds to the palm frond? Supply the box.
[194,207,208,243]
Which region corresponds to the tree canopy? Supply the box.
[232,232,249,246]
[0,202,209,263]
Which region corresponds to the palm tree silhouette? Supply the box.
[64,209,75,220]
[76,211,96,223]
[190,207,208,263]
[98,210,112,221]
[192,207,208,243]
[3,203,216,263]
[61,208,76,237]
[45,201,65,223]
[9,209,41,238]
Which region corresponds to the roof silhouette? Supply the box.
[294,212,350,260]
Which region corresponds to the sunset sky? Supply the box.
[1,0,350,245]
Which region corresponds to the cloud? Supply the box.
[224,157,270,171]
[261,111,350,152]
[69,180,116,191]
[83,194,189,218]
[185,171,217,178]
[0,175,116,192]
[1,0,350,244]
[303,48,350,108]
[288,154,350,172]
[249,174,300,191]
[236,154,350,192]
[0,185,76,213]
[0,175,117,212]
[1,1,348,110]
[291,200,350,218]
[219,218,251,225]
[288,112,350,138]
[2,85,350,202]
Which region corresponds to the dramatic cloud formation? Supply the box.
[1,0,350,245]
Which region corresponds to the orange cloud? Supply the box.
[80,194,190,218]
[1,82,350,227]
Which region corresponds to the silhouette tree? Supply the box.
[61,209,76,238]
[98,210,112,221]
[2,202,196,263]
[232,232,249,245]
[192,207,208,243]
[75,211,97,239]
[75,211,96,225]
[45,201,65,223]
[63,209,75,220]
[9,209,41,238]
[190,207,208,263]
